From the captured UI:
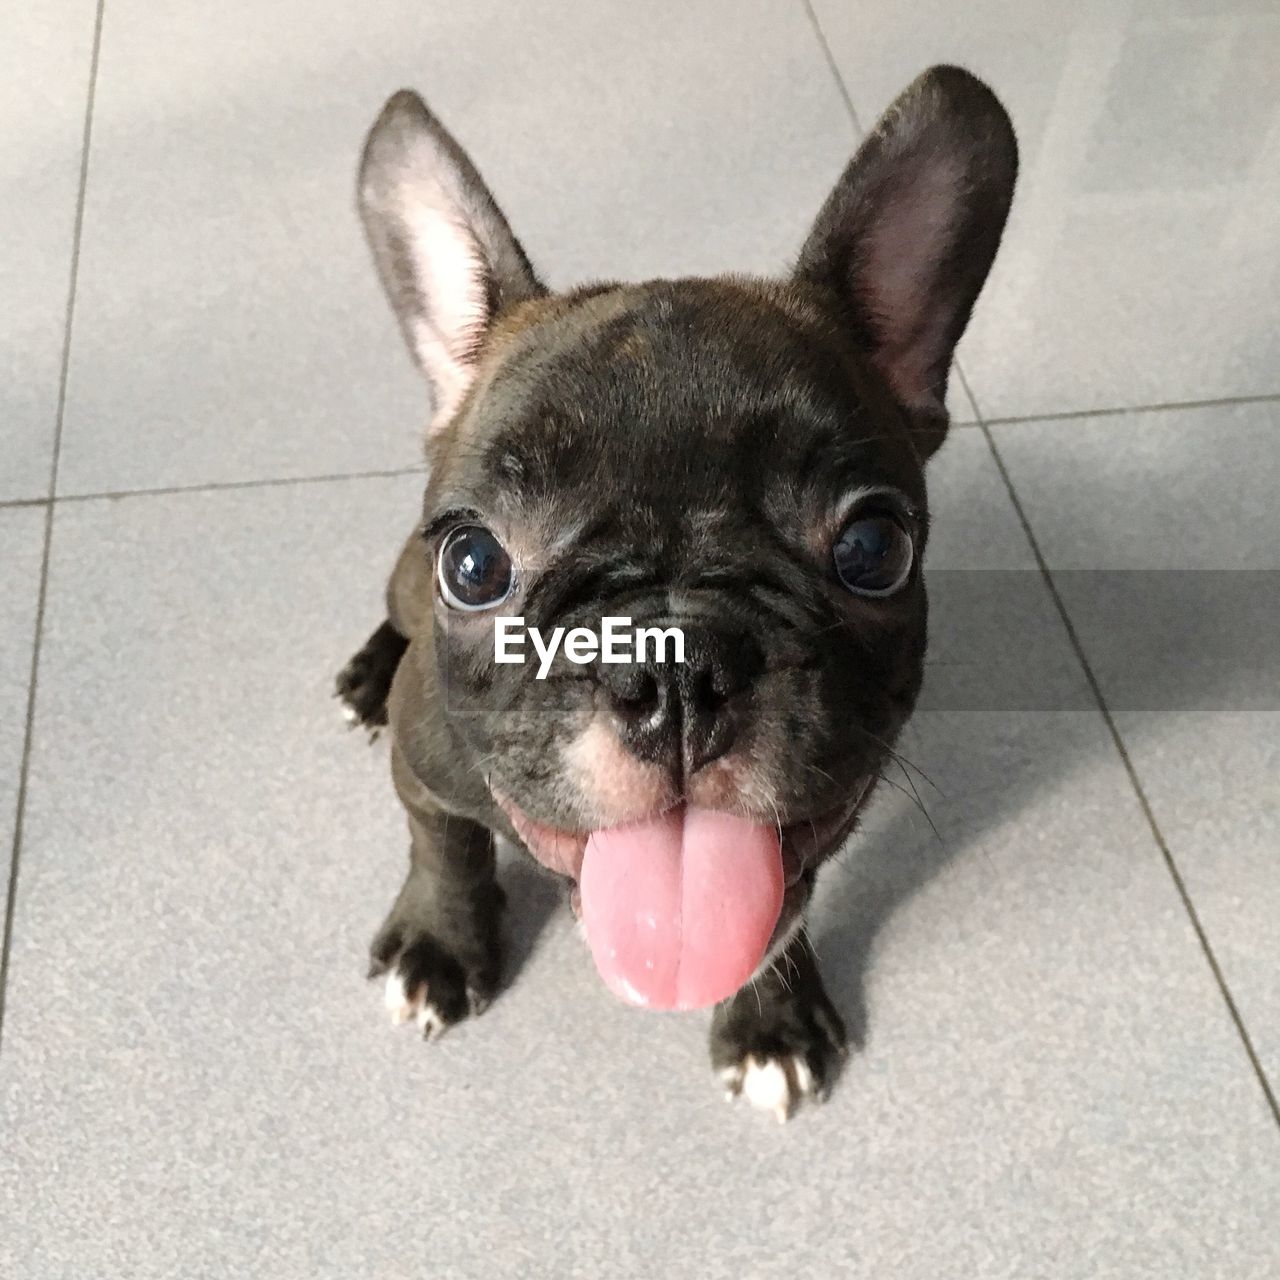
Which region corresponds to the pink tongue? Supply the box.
[579,807,784,1011]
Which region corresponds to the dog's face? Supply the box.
[359,69,1016,1010]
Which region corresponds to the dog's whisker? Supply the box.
[470,750,503,777]
[892,756,940,842]
[875,771,946,850]
[765,796,785,847]
[850,724,945,798]
[803,762,838,789]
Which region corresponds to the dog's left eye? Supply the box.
[437,524,514,611]
[833,514,914,597]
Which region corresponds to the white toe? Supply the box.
[740,1055,793,1122]
[727,1053,819,1123]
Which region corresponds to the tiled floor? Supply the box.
[2,2,1277,1276]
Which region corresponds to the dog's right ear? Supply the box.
[358,91,542,424]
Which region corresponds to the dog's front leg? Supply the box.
[335,526,430,733]
[368,750,505,1038]
[710,928,847,1122]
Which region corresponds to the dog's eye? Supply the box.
[437,524,514,611]
[833,514,914,597]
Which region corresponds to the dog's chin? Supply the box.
[491,778,872,890]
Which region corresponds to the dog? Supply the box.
[336,66,1016,1121]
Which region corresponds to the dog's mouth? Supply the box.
[494,791,866,883]
[493,783,869,1013]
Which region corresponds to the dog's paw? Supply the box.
[369,924,499,1041]
[381,964,488,1039]
[335,621,408,736]
[719,1052,825,1123]
[710,973,847,1122]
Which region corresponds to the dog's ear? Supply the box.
[359,91,542,425]
[796,66,1016,457]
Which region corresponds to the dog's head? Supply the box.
[359,67,1016,1010]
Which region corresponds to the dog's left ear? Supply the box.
[796,66,1017,457]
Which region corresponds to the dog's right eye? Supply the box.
[436,525,514,611]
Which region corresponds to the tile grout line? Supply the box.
[17,381,1276,513]
[0,464,430,513]
[56,463,428,505]
[0,0,107,1054]
[978,421,1280,1131]
[954,360,985,424]
[800,0,864,135]
[801,0,985,431]
[983,391,1280,428]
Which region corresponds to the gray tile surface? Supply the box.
[54,0,854,496]
[991,402,1280,573]
[3,444,1277,1278]
[4,4,1280,1276]
[810,0,1280,420]
[0,0,98,501]
[994,401,1280,1087]
[0,509,46,915]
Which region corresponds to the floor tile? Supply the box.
[920,432,1094,714]
[0,509,46,925]
[3,443,1276,1277]
[0,0,99,501]
[54,0,853,496]
[993,401,1280,1090]
[809,0,1280,419]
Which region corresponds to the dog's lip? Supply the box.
[491,782,872,888]
[493,792,589,879]
[777,780,872,870]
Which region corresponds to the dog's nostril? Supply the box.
[690,667,725,715]
[610,670,662,723]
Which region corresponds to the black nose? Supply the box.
[599,627,758,775]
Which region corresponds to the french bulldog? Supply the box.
[336,65,1016,1120]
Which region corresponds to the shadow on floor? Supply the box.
[811,566,1272,1054]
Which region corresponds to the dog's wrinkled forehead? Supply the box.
[432,278,926,551]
